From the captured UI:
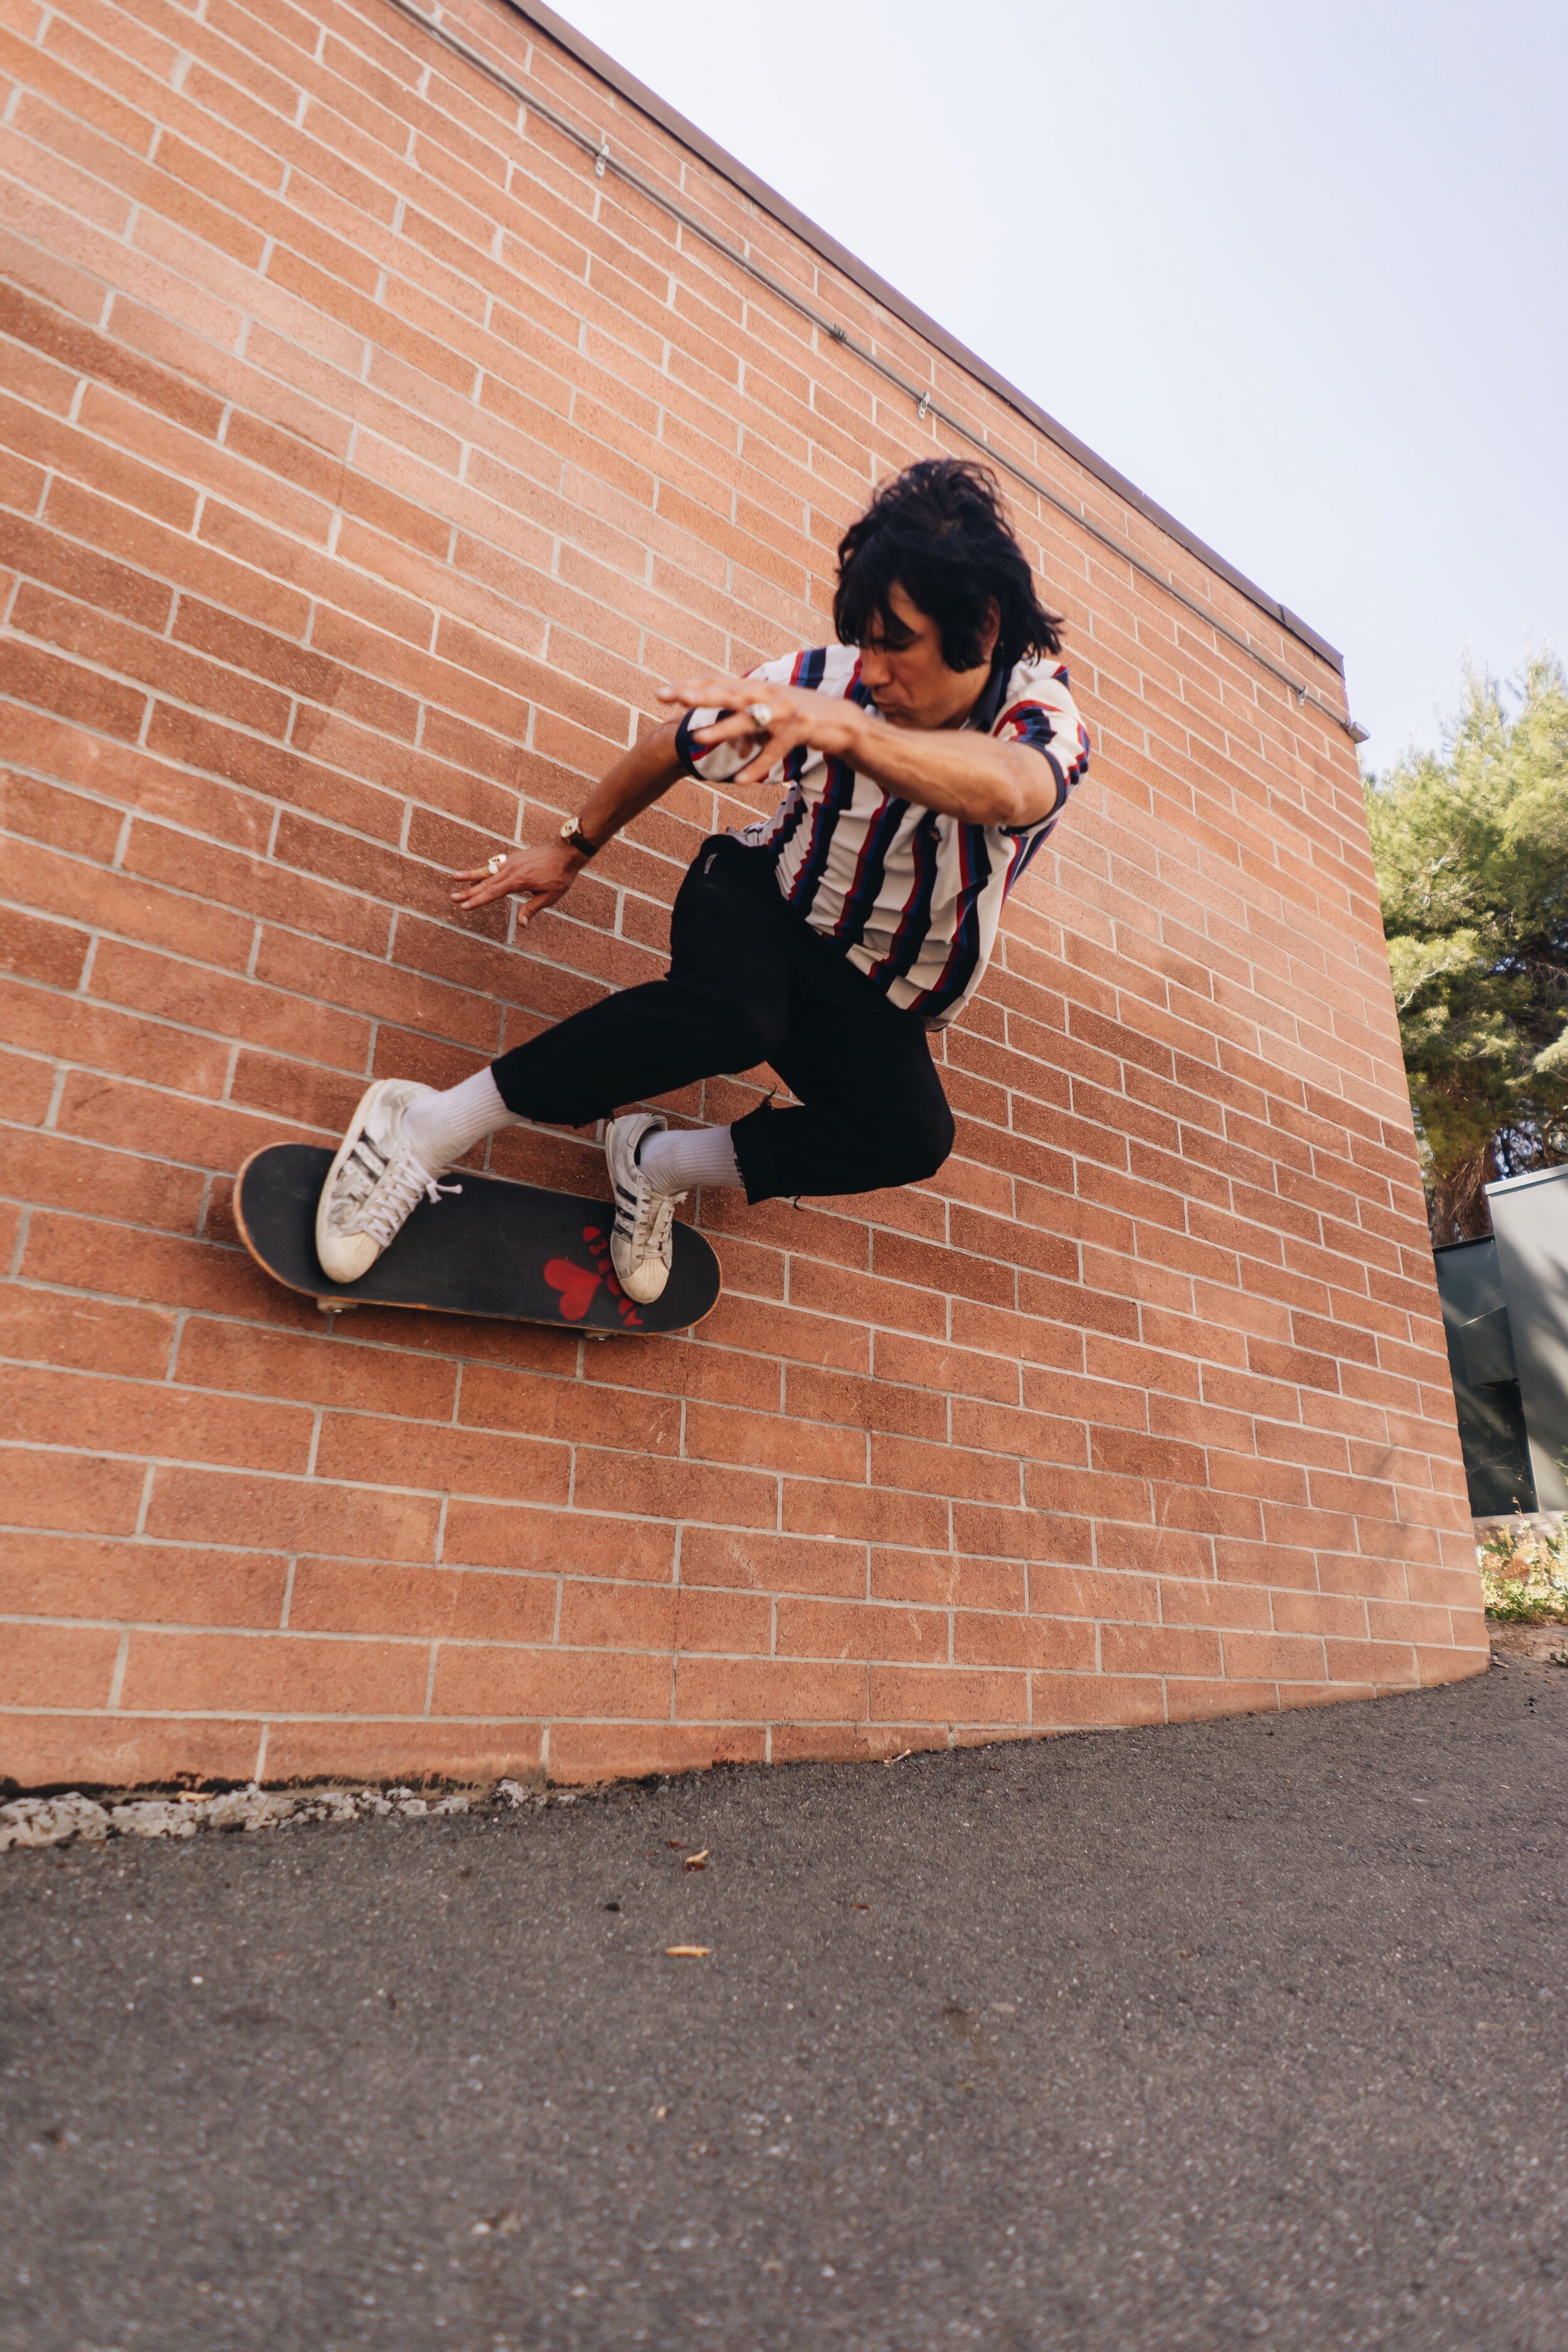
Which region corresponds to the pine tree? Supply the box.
[1365,654,1568,1241]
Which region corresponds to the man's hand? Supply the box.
[659,670,1057,829]
[450,838,585,924]
[659,672,862,787]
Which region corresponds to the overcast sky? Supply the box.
[551,0,1567,766]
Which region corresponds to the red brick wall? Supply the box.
[0,0,1486,1792]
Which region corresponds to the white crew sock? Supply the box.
[401,1066,519,1173]
[636,1122,744,1196]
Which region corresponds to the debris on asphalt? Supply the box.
[664,1944,711,1957]
[204,1786,301,1833]
[110,1801,200,1840]
[0,1794,112,1851]
[683,1848,709,1869]
[0,1779,569,1854]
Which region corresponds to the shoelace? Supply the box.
[637,1190,676,1259]
[339,1136,458,1248]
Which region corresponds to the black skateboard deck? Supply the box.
[233,1145,721,1335]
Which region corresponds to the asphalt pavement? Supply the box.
[3,1658,1565,2352]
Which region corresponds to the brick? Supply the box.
[1099,1622,1222,1678]
[0,899,88,987]
[674,1655,866,1723]
[0,766,124,862]
[0,1619,120,1707]
[1414,1643,1488,1687]
[678,1525,866,1599]
[172,1316,456,1419]
[1162,1678,1283,1725]
[0,1532,287,1626]
[460,1359,680,1456]
[548,1721,766,1783]
[775,1597,948,1665]
[442,1500,674,1581]
[119,1629,429,1715]
[13,583,294,737]
[783,1476,949,1550]
[262,1719,544,1785]
[686,1399,864,1482]
[0,505,172,628]
[867,1665,1029,1726]
[1221,1631,1330,1683]
[313,1412,571,1507]
[572,1453,776,1528]
[1030,1673,1167,1729]
[1,1444,147,1533]
[289,1559,558,1645]
[0,1360,312,1473]
[1322,1636,1422,1685]
[0,630,147,738]
[0,278,223,435]
[0,387,199,532]
[672,1585,772,1655]
[0,1712,261,1788]
[877,1549,1026,1613]
[0,1285,176,1379]
[432,1644,671,1720]
[145,1467,441,1562]
[4,829,257,970]
[955,1610,1094,1671]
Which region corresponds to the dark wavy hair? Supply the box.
[833,458,1062,676]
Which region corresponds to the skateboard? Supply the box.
[233,1145,722,1335]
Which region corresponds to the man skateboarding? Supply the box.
[315,458,1088,1305]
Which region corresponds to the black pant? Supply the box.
[490,834,955,1204]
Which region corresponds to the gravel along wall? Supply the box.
[0,0,1488,1790]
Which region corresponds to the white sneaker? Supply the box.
[606,1113,685,1305]
[314,1078,457,1283]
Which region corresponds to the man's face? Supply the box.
[856,580,998,731]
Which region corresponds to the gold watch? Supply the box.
[559,817,599,858]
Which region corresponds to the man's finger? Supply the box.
[733,752,787,785]
[452,871,526,908]
[657,674,752,711]
[516,884,566,928]
[659,674,743,699]
[693,711,771,743]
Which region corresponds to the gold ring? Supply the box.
[487,852,507,875]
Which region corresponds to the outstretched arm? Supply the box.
[451,718,686,921]
[658,672,1059,830]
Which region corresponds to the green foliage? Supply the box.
[1478,1521,1568,1622]
[1365,655,1568,1238]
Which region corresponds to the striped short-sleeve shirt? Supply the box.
[674,644,1088,1025]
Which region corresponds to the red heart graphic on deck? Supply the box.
[543,1257,602,1322]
